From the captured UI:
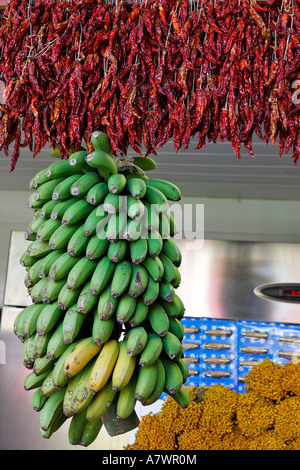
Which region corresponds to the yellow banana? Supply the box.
[86,378,116,422]
[64,336,101,378]
[89,339,119,395]
[112,339,137,392]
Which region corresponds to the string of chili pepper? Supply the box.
[0,0,299,170]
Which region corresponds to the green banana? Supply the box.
[39,199,59,218]
[33,178,65,203]
[40,410,68,439]
[107,173,126,194]
[83,206,109,237]
[79,417,103,447]
[142,200,160,232]
[36,218,61,241]
[48,252,81,282]
[24,369,51,391]
[39,385,67,431]
[147,230,163,258]
[86,234,109,260]
[36,301,63,336]
[57,281,81,311]
[162,237,182,267]
[62,306,86,344]
[68,150,90,172]
[123,218,143,241]
[86,378,116,422]
[97,283,119,320]
[139,332,163,368]
[45,159,81,179]
[26,215,46,238]
[33,329,52,358]
[159,296,182,319]
[46,321,69,360]
[27,240,53,259]
[20,303,44,338]
[145,178,181,201]
[67,225,89,257]
[77,280,99,314]
[126,326,148,357]
[159,252,181,287]
[126,177,147,200]
[89,256,115,296]
[28,192,48,209]
[128,263,149,298]
[142,255,164,282]
[141,358,165,406]
[133,156,156,171]
[61,198,94,225]
[168,317,185,340]
[107,239,127,262]
[63,368,86,417]
[110,260,132,298]
[66,257,97,291]
[159,281,175,303]
[40,369,58,397]
[31,386,48,411]
[161,356,183,394]
[26,258,47,286]
[52,174,81,201]
[115,293,137,324]
[38,250,65,279]
[14,306,28,338]
[30,168,49,189]
[103,192,121,214]
[112,339,137,392]
[92,310,115,346]
[52,339,82,389]
[70,171,101,197]
[50,198,78,220]
[68,409,90,445]
[167,385,190,408]
[129,237,148,264]
[85,150,118,181]
[33,355,55,376]
[106,212,126,241]
[41,278,67,303]
[29,277,48,304]
[127,195,145,220]
[91,130,111,154]
[20,249,36,268]
[176,358,190,384]
[128,298,149,327]
[69,358,97,415]
[142,275,159,306]
[48,223,81,250]
[148,303,169,337]
[116,371,138,419]
[144,185,169,213]
[134,361,158,402]
[86,181,109,206]
[162,331,183,360]
[23,336,36,367]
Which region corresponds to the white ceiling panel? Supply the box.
[1,134,300,201]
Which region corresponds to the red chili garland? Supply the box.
[0,0,299,171]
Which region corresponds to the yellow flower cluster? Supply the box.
[125,358,300,451]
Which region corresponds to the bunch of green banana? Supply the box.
[16,130,189,447]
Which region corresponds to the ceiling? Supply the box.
[1,134,300,201]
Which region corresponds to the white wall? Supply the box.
[0,190,300,307]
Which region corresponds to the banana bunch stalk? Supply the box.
[16,130,190,447]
